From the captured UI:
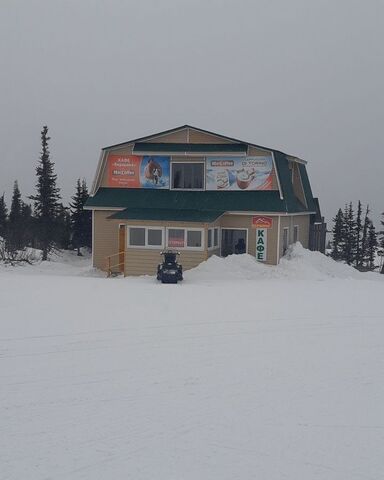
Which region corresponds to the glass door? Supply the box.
[221,229,247,256]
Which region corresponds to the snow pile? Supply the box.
[186,243,366,283]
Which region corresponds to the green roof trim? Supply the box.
[108,208,224,223]
[133,143,247,153]
[298,163,316,212]
[86,187,307,213]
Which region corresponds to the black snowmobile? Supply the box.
[157,250,183,284]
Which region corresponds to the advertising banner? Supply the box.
[256,229,267,262]
[252,216,273,229]
[206,155,273,191]
[107,155,170,189]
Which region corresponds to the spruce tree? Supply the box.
[367,221,378,270]
[56,204,71,250]
[0,194,7,240]
[29,126,61,260]
[360,205,370,269]
[331,208,344,260]
[380,212,384,274]
[355,200,362,267]
[344,202,356,265]
[70,179,91,255]
[7,181,24,252]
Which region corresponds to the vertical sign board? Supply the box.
[252,216,273,262]
[256,229,267,261]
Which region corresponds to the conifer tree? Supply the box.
[380,212,384,274]
[360,205,370,269]
[343,202,356,265]
[367,221,378,270]
[29,126,61,260]
[0,194,7,240]
[56,204,72,250]
[7,181,24,252]
[355,200,362,267]
[20,202,33,248]
[70,179,91,255]
[331,208,344,260]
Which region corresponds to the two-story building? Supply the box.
[85,125,325,276]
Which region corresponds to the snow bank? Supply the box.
[186,243,368,283]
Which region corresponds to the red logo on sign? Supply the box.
[252,216,273,229]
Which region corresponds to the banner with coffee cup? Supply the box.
[107,154,170,189]
[205,156,273,191]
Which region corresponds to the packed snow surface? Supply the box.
[1,245,383,479]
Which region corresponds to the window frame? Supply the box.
[282,227,289,254]
[293,224,299,243]
[208,227,220,250]
[170,161,205,191]
[166,227,205,251]
[126,225,165,249]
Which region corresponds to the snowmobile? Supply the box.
[157,250,183,284]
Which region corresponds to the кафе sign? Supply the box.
[252,216,273,262]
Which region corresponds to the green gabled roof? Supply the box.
[298,163,317,212]
[108,208,224,223]
[133,143,247,154]
[85,187,307,213]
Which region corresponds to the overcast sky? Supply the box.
[0,0,383,225]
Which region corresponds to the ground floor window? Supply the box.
[221,229,247,256]
[293,225,299,243]
[283,227,289,254]
[166,227,204,250]
[127,226,164,248]
[208,227,220,249]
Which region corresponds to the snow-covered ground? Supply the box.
[1,245,383,479]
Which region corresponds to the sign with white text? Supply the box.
[256,229,267,261]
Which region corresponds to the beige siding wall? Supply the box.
[278,215,310,258]
[188,129,234,144]
[144,130,188,143]
[125,249,206,276]
[93,210,122,271]
[220,214,279,265]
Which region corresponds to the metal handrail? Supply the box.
[105,250,126,277]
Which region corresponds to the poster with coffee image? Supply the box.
[205,156,273,191]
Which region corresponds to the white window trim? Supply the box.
[293,224,299,243]
[126,225,165,249]
[208,227,220,250]
[220,228,249,255]
[170,161,206,191]
[166,227,205,251]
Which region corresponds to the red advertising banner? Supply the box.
[252,216,273,229]
[107,155,142,188]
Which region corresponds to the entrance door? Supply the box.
[118,225,126,273]
[221,229,247,257]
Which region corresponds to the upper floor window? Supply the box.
[171,162,204,190]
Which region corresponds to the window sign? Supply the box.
[168,229,185,248]
[256,229,267,261]
[206,156,273,191]
[107,155,170,189]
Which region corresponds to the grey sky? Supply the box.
[1,0,383,225]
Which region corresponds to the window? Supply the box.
[171,162,204,189]
[187,230,202,248]
[293,225,299,243]
[167,228,185,248]
[127,226,164,248]
[129,227,145,246]
[208,227,220,249]
[148,228,163,247]
[166,227,204,250]
[283,227,289,254]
